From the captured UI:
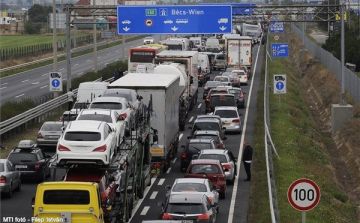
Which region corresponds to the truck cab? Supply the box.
[32,182,110,223]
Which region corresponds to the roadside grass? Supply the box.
[0,108,67,159]
[254,33,358,222]
[0,35,144,78]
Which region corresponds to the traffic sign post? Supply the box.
[274,74,286,110]
[288,178,321,223]
[49,72,63,92]
[270,21,284,33]
[117,5,232,34]
[271,43,289,57]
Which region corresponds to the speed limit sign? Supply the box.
[288,178,321,211]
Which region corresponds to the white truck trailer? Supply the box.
[108,73,180,174]
[154,50,199,111]
[226,36,253,67]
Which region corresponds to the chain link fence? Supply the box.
[291,23,360,104]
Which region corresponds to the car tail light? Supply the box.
[197,213,210,220]
[234,78,239,82]
[0,175,6,183]
[119,113,127,119]
[93,145,107,152]
[232,119,240,123]
[154,162,163,167]
[208,197,212,202]
[206,97,210,102]
[35,162,41,171]
[199,74,202,78]
[58,144,70,151]
[222,163,231,170]
[37,133,43,138]
[239,92,244,99]
[162,213,173,220]
[217,142,223,147]
[181,152,186,158]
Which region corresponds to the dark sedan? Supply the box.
[203,81,222,99]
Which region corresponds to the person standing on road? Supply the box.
[118,68,124,79]
[113,69,120,81]
[67,88,75,111]
[242,140,253,181]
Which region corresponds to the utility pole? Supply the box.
[93,0,98,73]
[66,8,71,92]
[52,0,58,97]
[340,2,345,105]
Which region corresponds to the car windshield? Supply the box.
[193,122,219,132]
[214,110,238,118]
[188,143,212,151]
[90,102,122,110]
[172,183,207,192]
[166,203,204,214]
[0,163,4,172]
[41,123,63,131]
[205,82,222,87]
[199,154,227,163]
[77,114,112,123]
[190,164,221,174]
[8,153,37,162]
[64,132,101,141]
[103,92,132,102]
[194,135,218,142]
[210,96,235,107]
[228,89,241,94]
[214,77,229,82]
[73,103,88,109]
[216,55,225,60]
[61,114,77,121]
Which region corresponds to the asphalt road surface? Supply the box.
[0,43,264,223]
[0,35,161,105]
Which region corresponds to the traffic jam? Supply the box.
[1,31,264,223]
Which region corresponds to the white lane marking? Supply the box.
[197,103,202,108]
[22,79,29,82]
[77,72,84,76]
[227,39,261,223]
[0,82,8,85]
[59,68,65,71]
[107,53,111,55]
[166,167,172,174]
[40,85,48,89]
[32,82,39,85]
[0,86,7,90]
[129,176,157,223]
[140,206,150,215]
[172,158,177,164]
[116,50,119,53]
[189,116,194,123]
[42,73,48,76]
[74,64,78,66]
[15,94,24,98]
[98,56,101,58]
[158,178,165,186]
[87,60,91,62]
[150,191,158,199]
[179,133,183,141]
[105,63,109,65]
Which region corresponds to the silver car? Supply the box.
[0,159,21,197]
[37,121,65,148]
[165,178,219,208]
[191,130,226,149]
[196,149,237,185]
[214,106,241,134]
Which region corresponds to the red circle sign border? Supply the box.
[145,19,153,27]
[287,178,321,211]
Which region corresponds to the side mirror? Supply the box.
[192,154,199,159]
[212,202,220,208]
[222,137,227,140]
[165,185,171,190]
[157,202,164,207]
[61,126,65,132]
[103,198,112,211]
[31,197,35,210]
[138,95,143,100]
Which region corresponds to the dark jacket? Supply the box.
[242,145,253,162]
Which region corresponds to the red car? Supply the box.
[185,159,227,199]
[63,169,118,223]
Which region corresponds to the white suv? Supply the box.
[56,120,117,166]
[75,109,126,150]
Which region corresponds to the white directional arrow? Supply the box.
[123,27,130,32]
[219,26,227,31]
[171,26,178,31]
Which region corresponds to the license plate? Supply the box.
[223,123,230,126]
[48,136,59,139]
[15,165,27,169]
[181,221,194,223]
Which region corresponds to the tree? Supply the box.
[27,4,54,23]
[24,20,41,34]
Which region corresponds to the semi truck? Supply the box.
[160,38,194,51]
[154,50,199,111]
[108,73,180,174]
[226,36,253,67]
[48,97,153,223]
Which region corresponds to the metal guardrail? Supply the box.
[264,31,280,223]
[0,36,135,73]
[0,72,127,136]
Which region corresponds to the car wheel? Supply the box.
[15,180,21,192]
[7,183,13,198]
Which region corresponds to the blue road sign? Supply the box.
[276,82,284,90]
[198,3,254,15]
[51,79,60,88]
[270,21,284,33]
[271,43,289,57]
[117,5,232,34]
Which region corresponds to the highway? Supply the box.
[0,36,160,105]
[0,43,264,222]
